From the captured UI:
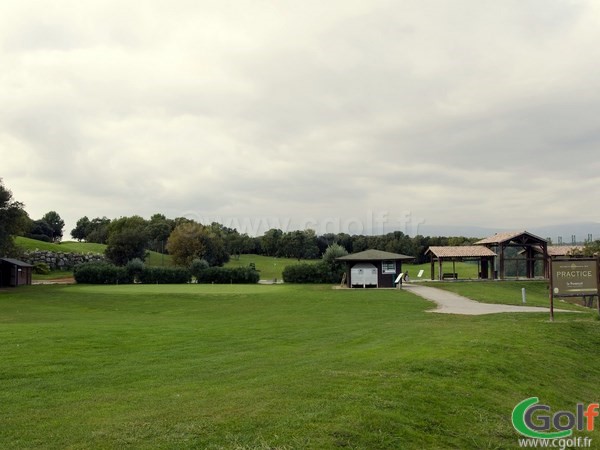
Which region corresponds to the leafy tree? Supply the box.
[582,240,600,257]
[103,216,149,265]
[166,222,229,267]
[321,243,349,283]
[71,216,91,241]
[107,215,148,238]
[27,219,54,241]
[0,179,28,256]
[86,217,111,244]
[146,214,173,253]
[41,211,65,242]
[260,228,283,257]
[105,228,149,266]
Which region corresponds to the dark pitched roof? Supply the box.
[336,249,414,261]
[0,258,33,267]
[475,230,547,246]
[425,246,497,258]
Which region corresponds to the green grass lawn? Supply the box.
[1,284,598,449]
[226,254,317,280]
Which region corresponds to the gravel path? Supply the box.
[403,283,573,315]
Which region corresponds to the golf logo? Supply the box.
[512,397,597,442]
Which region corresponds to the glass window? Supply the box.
[382,261,396,274]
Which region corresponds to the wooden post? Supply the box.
[500,245,505,280]
[549,259,554,322]
[430,256,435,281]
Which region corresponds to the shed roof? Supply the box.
[475,230,547,246]
[425,246,497,258]
[337,249,414,261]
[0,258,33,267]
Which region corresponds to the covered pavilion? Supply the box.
[475,231,548,280]
[425,246,497,280]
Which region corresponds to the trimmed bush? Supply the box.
[189,258,210,280]
[282,261,343,284]
[126,258,145,282]
[282,262,328,283]
[33,262,51,275]
[195,267,260,284]
[138,267,191,284]
[74,262,133,284]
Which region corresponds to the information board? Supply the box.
[551,259,598,297]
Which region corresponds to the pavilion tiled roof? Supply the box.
[546,245,584,256]
[475,230,547,245]
[425,246,497,258]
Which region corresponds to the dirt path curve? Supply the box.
[402,283,574,315]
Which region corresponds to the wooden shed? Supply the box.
[337,249,414,288]
[0,258,33,287]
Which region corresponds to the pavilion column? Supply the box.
[430,256,435,281]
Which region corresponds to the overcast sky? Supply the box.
[1,0,599,237]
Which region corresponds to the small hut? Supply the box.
[0,258,33,287]
[337,249,414,288]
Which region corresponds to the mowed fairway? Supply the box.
[1,285,599,449]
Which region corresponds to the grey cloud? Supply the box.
[1,0,599,234]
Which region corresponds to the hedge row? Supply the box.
[282,262,343,284]
[73,262,259,285]
[195,266,260,284]
[73,262,133,284]
[138,267,191,284]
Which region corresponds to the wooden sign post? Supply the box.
[550,258,599,322]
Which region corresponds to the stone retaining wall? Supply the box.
[24,250,106,270]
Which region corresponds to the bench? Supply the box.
[442,273,458,280]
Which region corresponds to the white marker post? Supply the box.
[521,288,526,304]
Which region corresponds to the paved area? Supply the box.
[403,283,572,315]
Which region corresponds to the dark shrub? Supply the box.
[195,266,259,284]
[282,261,343,284]
[189,258,210,280]
[126,258,145,281]
[138,267,191,284]
[74,262,133,284]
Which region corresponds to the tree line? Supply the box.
[69,212,483,265]
[2,178,599,269]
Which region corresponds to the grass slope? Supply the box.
[1,284,598,449]
[15,236,172,269]
[226,254,317,280]
[15,236,107,254]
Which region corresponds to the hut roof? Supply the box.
[336,249,414,261]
